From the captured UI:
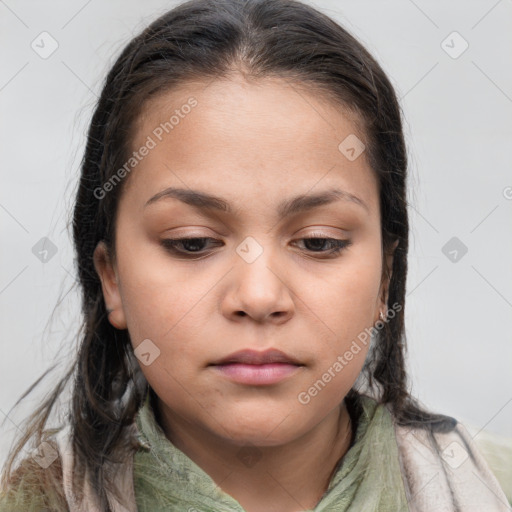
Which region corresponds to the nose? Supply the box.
[221,241,295,325]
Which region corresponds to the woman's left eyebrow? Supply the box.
[144,186,369,217]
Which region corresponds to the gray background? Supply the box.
[1,0,511,465]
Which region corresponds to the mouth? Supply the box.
[208,348,305,385]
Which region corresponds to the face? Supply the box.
[94,75,394,447]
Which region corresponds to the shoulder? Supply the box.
[465,423,512,505]
[0,428,68,512]
[393,415,511,511]
[1,422,138,512]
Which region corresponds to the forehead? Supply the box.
[122,75,379,217]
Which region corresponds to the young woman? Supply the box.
[1,0,510,510]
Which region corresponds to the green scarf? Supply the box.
[133,391,409,511]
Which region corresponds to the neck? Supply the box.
[155,396,354,512]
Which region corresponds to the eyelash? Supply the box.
[160,236,352,259]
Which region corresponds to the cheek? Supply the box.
[306,247,382,340]
[114,232,208,339]
[298,245,381,383]
[114,247,219,391]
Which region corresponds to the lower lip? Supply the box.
[211,363,302,385]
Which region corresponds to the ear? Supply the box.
[379,238,399,313]
[93,241,127,330]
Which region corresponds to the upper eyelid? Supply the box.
[165,234,345,242]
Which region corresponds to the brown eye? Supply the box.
[160,237,222,257]
[294,237,352,256]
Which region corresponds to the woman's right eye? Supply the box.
[160,237,221,257]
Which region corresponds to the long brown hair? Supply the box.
[1,0,455,509]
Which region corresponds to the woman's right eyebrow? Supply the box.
[144,186,369,218]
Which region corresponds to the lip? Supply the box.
[211,362,302,385]
[209,348,302,366]
[208,348,304,386]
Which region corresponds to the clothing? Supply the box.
[61,391,512,511]
[1,391,510,511]
[132,390,409,511]
[463,422,512,502]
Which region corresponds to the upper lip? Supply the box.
[210,348,303,366]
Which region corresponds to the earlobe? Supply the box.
[93,241,127,330]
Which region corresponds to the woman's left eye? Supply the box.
[160,236,352,258]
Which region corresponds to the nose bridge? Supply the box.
[227,234,294,322]
[234,234,282,290]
